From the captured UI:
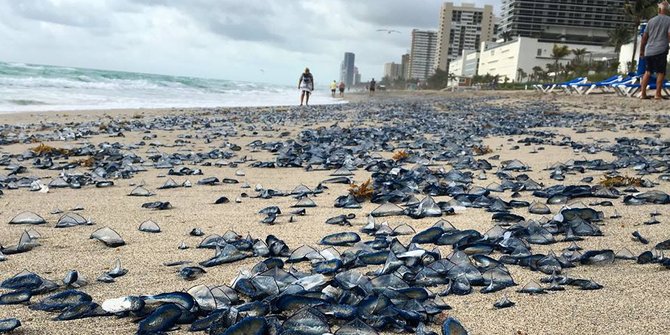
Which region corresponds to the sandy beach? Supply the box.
[1,90,670,335]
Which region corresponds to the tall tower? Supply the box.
[409,29,438,81]
[434,2,495,71]
[340,52,356,87]
[401,53,410,80]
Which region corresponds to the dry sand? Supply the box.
[0,90,669,334]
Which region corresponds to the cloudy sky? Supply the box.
[0,0,499,85]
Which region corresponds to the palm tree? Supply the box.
[623,0,658,66]
[551,45,571,81]
[606,25,634,53]
[532,66,544,82]
[500,30,513,42]
[516,68,527,83]
[571,48,588,65]
[447,72,457,83]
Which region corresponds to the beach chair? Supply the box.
[569,75,626,95]
[616,78,670,98]
[533,77,588,94]
[611,75,641,97]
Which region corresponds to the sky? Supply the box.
[0,0,499,86]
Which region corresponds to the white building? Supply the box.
[448,49,479,87]
[478,37,617,82]
[435,2,495,71]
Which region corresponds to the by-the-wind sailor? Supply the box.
[138,220,161,233]
[320,232,361,246]
[90,227,125,247]
[9,211,46,225]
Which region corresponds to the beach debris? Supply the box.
[6,95,670,334]
[197,177,219,185]
[106,258,128,278]
[137,303,182,334]
[631,231,649,244]
[9,211,46,225]
[0,318,21,333]
[599,175,642,187]
[517,280,545,294]
[615,248,636,261]
[214,196,230,204]
[190,228,204,237]
[349,178,373,201]
[138,220,161,233]
[655,239,670,250]
[141,201,172,210]
[529,201,551,214]
[320,232,361,246]
[55,213,92,228]
[90,227,125,247]
[178,266,206,281]
[128,186,154,197]
[62,270,87,288]
[0,290,32,305]
[29,290,92,312]
[493,296,515,309]
[292,197,316,208]
[580,250,615,265]
[441,317,469,335]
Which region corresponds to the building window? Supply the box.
[537,48,542,56]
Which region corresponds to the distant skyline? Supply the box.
[0,1,500,85]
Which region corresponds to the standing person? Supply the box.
[369,78,376,96]
[330,80,337,97]
[640,1,670,100]
[338,81,345,97]
[298,68,314,106]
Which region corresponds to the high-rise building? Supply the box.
[409,29,438,81]
[353,67,361,86]
[434,2,495,71]
[400,54,410,80]
[383,62,403,80]
[499,0,627,45]
[340,52,356,87]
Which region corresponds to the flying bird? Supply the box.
[377,29,401,34]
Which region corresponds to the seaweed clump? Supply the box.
[349,178,374,201]
[31,143,70,156]
[392,150,410,161]
[472,145,493,155]
[599,175,642,187]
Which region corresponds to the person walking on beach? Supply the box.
[338,81,345,97]
[330,80,337,97]
[369,78,376,96]
[298,68,314,106]
[639,1,670,100]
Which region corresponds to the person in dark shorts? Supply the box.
[369,78,376,96]
[338,81,345,97]
[298,68,314,106]
[640,1,670,100]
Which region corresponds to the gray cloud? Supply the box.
[347,0,443,29]
[6,0,111,28]
[0,0,500,84]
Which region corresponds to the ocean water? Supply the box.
[0,61,343,113]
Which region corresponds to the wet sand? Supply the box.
[1,90,670,334]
